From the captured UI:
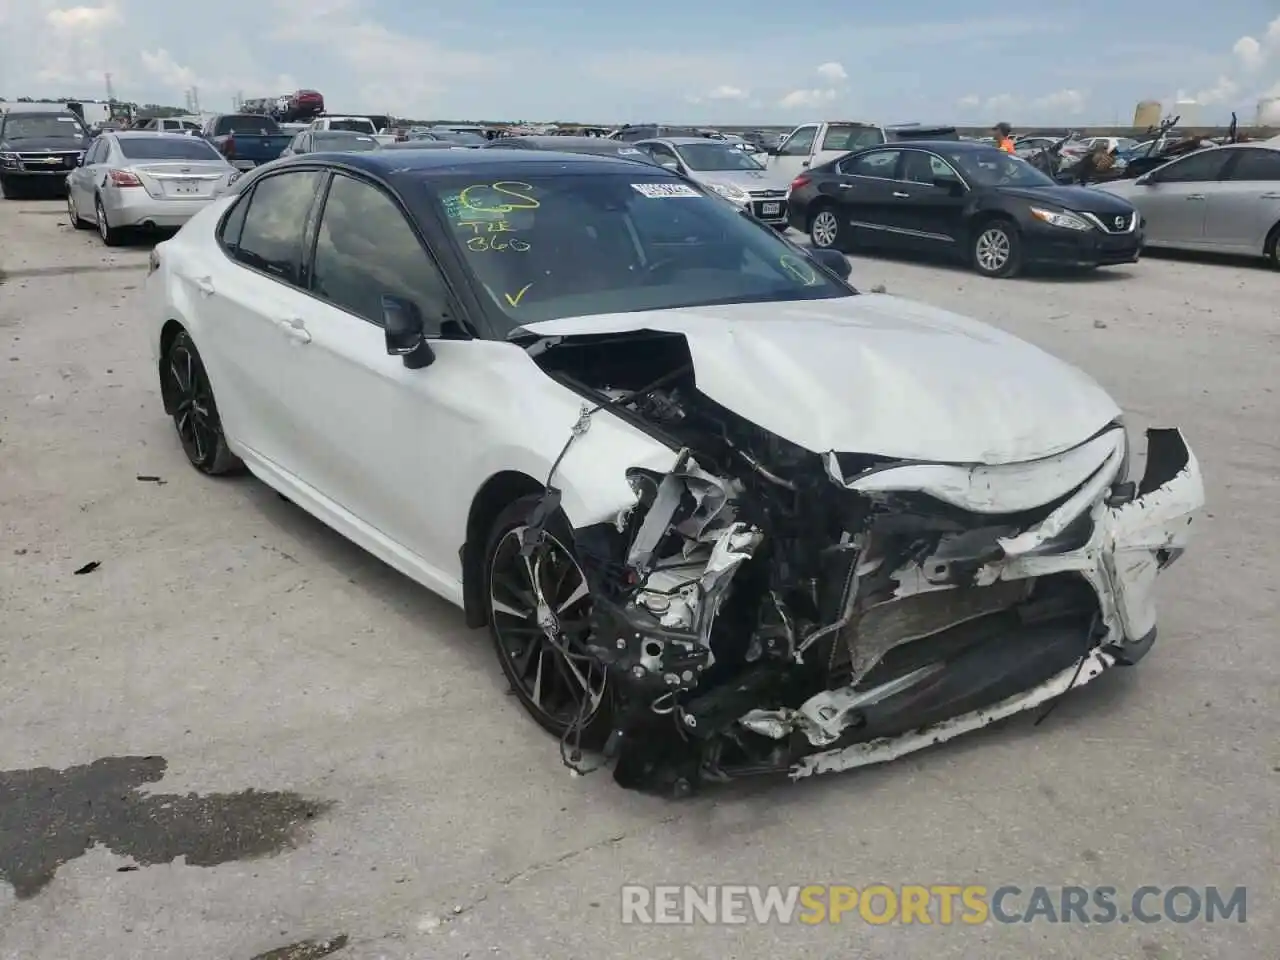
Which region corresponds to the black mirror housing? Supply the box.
[809,248,852,280]
[382,295,435,369]
[933,177,964,195]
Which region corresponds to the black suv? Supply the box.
[0,111,91,198]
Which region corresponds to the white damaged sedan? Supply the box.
[145,148,1204,796]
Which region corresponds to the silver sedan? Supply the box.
[66,131,238,246]
[1094,143,1280,268]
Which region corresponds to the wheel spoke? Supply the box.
[556,578,590,614]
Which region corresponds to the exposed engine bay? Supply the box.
[522,331,1203,796]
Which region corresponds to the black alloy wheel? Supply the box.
[164,330,241,474]
[485,496,610,746]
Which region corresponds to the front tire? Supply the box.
[0,175,25,200]
[483,494,611,747]
[809,206,847,251]
[163,330,241,475]
[971,219,1022,278]
[1265,222,1280,271]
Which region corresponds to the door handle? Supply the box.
[836,183,854,189]
[801,160,810,167]
[1260,192,1280,200]
[194,276,215,296]
[892,191,911,199]
[275,315,311,343]
[1184,194,1205,200]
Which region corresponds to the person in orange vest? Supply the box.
[993,122,1015,153]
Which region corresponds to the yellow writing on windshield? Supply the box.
[459,181,540,214]
[466,235,530,252]
[779,254,820,286]
[504,283,533,307]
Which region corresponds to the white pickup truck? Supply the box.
[763,120,959,181]
[307,115,397,145]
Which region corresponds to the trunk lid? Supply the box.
[131,161,230,199]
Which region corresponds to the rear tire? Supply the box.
[95,195,126,246]
[1265,223,1280,271]
[971,219,1022,278]
[163,330,242,475]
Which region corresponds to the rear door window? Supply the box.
[232,170,324,284]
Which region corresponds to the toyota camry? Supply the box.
[145,148,1204,796]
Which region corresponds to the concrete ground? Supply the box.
[0,194,1275,960]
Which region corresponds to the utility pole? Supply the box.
[105,72,115,102]
[191,86,200,114]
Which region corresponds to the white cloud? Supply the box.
[1033,88,1085,114]
[1195,75,1238,105]
[1233,36,1264,71]
[815,62,847,83]
[46,2,120,31]
[984,93,1018,113]
[706,84,748,101]
[778,87,837,109]
[140,49,199,91]
[956,94,981,109]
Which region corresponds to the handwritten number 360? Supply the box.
[467,236,530,252]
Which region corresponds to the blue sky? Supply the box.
[2,0,1279,125]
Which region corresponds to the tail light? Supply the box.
[790,175,811,191]
[107,168,142,187]
[223,133,236,159]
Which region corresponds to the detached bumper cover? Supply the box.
[784,427,1203,779]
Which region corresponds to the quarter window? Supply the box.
[310,174,449,325]
[233,170,323,284]
[219,190,251,250]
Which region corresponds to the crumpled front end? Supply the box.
[528,335,1204,796]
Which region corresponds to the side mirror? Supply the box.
[382,295,436,369]
[933,176,964,196]
[658,158,680,171]
[1134,172,1152,185]
[809,248,852,280]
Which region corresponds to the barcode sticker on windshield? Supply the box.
[632,182,700,198]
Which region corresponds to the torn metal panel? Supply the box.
[976,428,1203,646]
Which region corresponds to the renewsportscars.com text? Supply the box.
[620,884,1247,926]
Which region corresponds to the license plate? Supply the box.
[168,179,202,195]
[761,202,780,215]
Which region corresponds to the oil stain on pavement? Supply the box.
[0,755,332,898]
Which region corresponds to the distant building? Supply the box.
[1173,99,1200,125]
[1133,100,1162,129]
